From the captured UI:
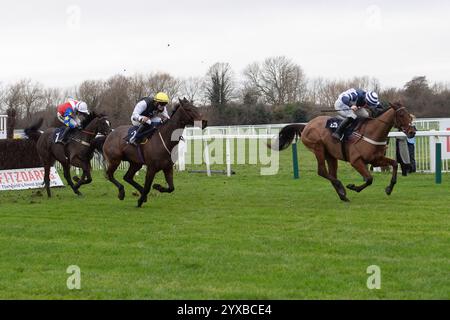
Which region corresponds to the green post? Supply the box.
[292,139,299,179]
[435,142,442,184]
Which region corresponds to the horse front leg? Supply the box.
[347,158,374,193]
[153,166,175,193]
[137,167,157,208]
[372,156,398,195]
[74,162,93,191]
[62,163,82,196]
[43,164,52,198]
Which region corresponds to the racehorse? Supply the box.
[25,112,111,197]
[102,98,206,207]
[270,102,416,201]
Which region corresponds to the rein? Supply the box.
[158,131,171,156]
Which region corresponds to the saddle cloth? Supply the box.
[325,117,363,141]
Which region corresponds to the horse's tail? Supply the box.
[269,124,306,151]
[24,118,44,142]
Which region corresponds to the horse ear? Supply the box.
[179,98,183,104]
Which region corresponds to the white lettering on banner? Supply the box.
[0,167,64,191]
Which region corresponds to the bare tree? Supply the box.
[0,83,6,113]
[77,80,105,111]
[101,75,133,125]
[243,56,307,105]
[128,74,147,103]
[179,76,204,104]
[3,81,25,118]
[205,62,234,106]
[22,79,44,120]
[146,72,181,102]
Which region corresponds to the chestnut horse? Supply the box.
[102,98,206,207]
[272,102,416,201]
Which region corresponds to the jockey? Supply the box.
[56,98,90,144]
[127,92,170,145]
[332,88,380,140]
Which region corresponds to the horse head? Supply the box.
[389,102,416,138]
[171,98,207,129]
[82,112,112,136]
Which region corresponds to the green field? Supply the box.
[0,143,449,299]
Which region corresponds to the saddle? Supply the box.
[125,125,158,144]
[325,117,363,141]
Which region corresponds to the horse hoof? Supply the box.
[152,184,161,190]
[340,196,350,202]
[346,184,356,191]
[385,186,393,195]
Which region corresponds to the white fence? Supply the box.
[52,118,450,175]
[0,115,7,139]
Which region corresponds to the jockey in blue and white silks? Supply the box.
[332,88,381,140]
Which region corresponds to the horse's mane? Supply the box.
[81,111,106,127]
[168,98,200,121]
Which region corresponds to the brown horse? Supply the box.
[102,98,205,207]
[27,113,112,197]
[272,102,416,201]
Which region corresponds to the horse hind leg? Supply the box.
[314,146,349,202]
[325,155,349,202]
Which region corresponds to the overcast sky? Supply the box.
[1,0,449,89]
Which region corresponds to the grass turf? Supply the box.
[0,143,449,299]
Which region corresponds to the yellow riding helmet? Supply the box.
[154,92,169,104]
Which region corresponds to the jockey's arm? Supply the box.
[63,108,80,128]
[340,95,354,109]
[160,107,170,121]
[131,100,148,123]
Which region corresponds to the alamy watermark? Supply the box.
[67,265,81,290]
[66,5,82,31]
[366,265,381,289]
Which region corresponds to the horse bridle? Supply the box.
[356,106,410,146]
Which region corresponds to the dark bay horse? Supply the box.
[103,98,206,207]
[272,102,416,201]
[26,113,111,197]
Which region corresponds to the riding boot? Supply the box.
[57,127,71,144]
[332,117,354,140]
[129,124,148,145]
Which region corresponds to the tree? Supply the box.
[101,75,132,125]
[179,76,204,104]
[243,56,307,105]
[3,81,25,118]
[22,79,44,120]
[78,80,105,111]
[403,76,434,117]
[205,62,234,106]
[128,74,147,103]
[146,73,181,102]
